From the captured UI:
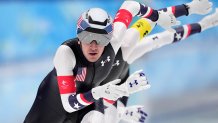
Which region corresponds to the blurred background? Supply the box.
[0,0,218,123]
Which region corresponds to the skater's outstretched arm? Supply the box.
[111,0,181,53]
[127,9,218,64]
[121,0,213,61]
[158,0,212,18]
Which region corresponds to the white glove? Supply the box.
[118,105,148,123]
[156,10,181,31]
[199,8,218,31]
[121,70,151,96]
[186,0,213,15]
[91,79,128,101]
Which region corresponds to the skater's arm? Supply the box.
[158,4,189,18]
[121,18,156,61]
[158,0,212,18]
[111,0,176,54]
[111,0,158,54]
[54,45,96,113]
[120,3,189,61]
[127,23,202,64]
[121,0,212,61]
[113,0,212,43]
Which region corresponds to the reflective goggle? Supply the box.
[78,31,112,46]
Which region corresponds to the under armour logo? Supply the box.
[112,60,120,66]
[101,56,111,66]
[129,80,138,88]
[139,72,145,77]
[152,36,158,40]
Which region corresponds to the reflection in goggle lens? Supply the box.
[78,31,112,46]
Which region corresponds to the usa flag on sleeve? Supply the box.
[76,67,87,82]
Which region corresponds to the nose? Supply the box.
[90,40,98,50]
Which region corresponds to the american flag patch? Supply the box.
[76,67,87,82]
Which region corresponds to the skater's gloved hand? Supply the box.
[156,10,181,31]
[120,70,150,96]
[118,105,148,123]
[186,0,213,15]
[91,79,128,101]
[199,8,218,31]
